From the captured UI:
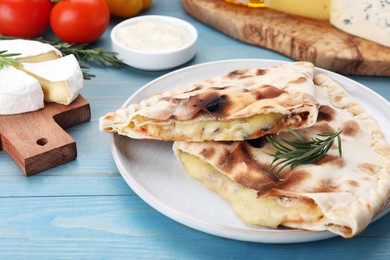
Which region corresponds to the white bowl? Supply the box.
[111,15,198,71]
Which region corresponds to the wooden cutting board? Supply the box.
[0,95,91,176]
[182,0,390,76]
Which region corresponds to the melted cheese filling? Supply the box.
[20,71,71,104]
[131,112,284,141]
[177,150,323,228]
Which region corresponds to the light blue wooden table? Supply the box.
[1,1,390,259]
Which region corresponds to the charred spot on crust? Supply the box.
[253,85,285,100]
[206,95,228,112]
[365,203,372,212]
[255,183,276,197]
[347,180,359,187]
[341,120,360,137]
[184,85,202,93]
[311,122,335,134]
[311,178,340,193]
[218,149,236,172]
[217,142,278,190]
[255,69,268,75]
[274,169,310,191]
[200,94,230,116]
[210,86,230,91]
[358,163,379,175]
[288,76,307,84]
[239,75,254,79]
[317,105,336,122]
[200,147,215,159]
[159,96,205,120]
[246,136,268,148]
[298,111,309,121]
[314,155,344,167]
[226,69,245,79]
[161,96,181,104]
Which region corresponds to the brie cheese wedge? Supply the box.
[0,66,44,115]
[20,54,83,105]
[0,39,62,62]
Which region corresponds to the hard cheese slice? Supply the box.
[0,66,44,115]
[265,0,330,20]
[20,54,83,105]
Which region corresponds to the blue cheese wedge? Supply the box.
[0,66,44,115]
[0,39,62,62]
[330,0,390,47]
[20,54,83,105]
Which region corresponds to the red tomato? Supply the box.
[50,0,110,44]
[0,0,51,38]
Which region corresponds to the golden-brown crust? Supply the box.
[174,73,390,238]
[99,62,319,141]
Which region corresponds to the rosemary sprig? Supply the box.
[266,128,342,176]
[37,38,125,68]
[0,50,21,70]
[0,36,126,79]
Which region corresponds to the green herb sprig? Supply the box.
[34,38,126,80]
[0,36,126,79]
[38,39,125,67]
[266,128,342,176]
[0,50,21,70]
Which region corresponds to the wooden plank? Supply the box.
[182,0,390,76]
[0,196,390,258]
[0,96,90,176]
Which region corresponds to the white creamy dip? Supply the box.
[116,19,193,52]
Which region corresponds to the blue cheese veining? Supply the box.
[330,0,390,48]
[116,19,193,52]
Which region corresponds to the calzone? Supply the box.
[173,74,390,238]
[99,62,319,141]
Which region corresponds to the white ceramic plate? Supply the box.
[111,59,390,243]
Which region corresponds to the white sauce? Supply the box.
[116,19,193,52]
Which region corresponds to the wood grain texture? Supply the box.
[0,196,390,259]
[182,0,390,76]
[0,96,91,176]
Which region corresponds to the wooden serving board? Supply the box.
[182,0,390,76]
[0,95,91,176]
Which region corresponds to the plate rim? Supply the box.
[110,58,390,243]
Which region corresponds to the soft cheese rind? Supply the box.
[20,54,83,105]
[0,66,44,115]
[330,0,390,48]
[0,39,62,62]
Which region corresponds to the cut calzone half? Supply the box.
[173,74,390,238]
[99,62,319,141]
